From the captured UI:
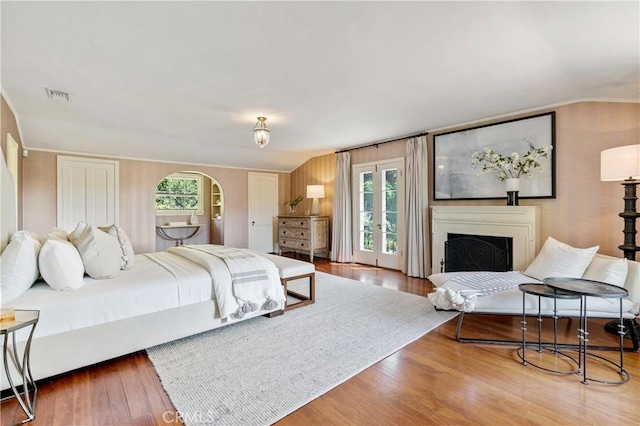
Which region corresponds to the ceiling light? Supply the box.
[253,117,270,148]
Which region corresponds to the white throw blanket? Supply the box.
[428,271,541,312]
[167,245,285,320]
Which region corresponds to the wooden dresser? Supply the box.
[277,215,329,262]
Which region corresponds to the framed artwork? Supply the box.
[433,112,555,200]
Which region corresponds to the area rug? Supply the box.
[146,271,457,426]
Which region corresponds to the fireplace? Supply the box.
[431,206,540,272]
[444,234,513,272]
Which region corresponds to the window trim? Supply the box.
[155,172,205,216]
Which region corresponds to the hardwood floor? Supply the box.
[2,259,639,425]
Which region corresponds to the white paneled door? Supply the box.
[352,159,404,270]
[57,156,119,231]
[248,172,278,253]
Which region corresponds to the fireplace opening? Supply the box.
[444,234,513,272]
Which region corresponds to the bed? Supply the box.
[0,154,314,390]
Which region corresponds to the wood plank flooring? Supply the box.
[2,259,639,425]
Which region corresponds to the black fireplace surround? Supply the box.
[444,234,513,272]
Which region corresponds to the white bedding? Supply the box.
[9,252,212,342]
[167,245,285,319]
[8,245,286,343]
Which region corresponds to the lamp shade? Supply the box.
[306,185,325,199]
[601,144,640,181]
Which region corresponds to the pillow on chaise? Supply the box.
[72,224,121,279]
[582,255,628,287]
[98,225,135,270]
[0,231,41,303]
[524,236,599,281]
[39,239,85,291]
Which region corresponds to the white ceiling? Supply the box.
[1,1,638,172]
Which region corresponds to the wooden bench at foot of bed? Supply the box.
[254,252,316,314]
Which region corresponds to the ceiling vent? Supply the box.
[45,88,69,101]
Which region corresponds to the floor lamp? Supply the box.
[601,144,640,340]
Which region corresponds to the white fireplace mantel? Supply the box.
[431,206,541,272]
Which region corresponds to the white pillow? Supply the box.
[1,231,42,304]
[524,237,599,281]
[72,225,121,279]
[44,228,69,242]
[582,256,628,287]
[98,225,135,270]
[39,239,85,290]
[68,222,89,244]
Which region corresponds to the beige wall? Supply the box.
[1,95,24,229]
[429,101,639,257]
[22,151,291,253]
[8,98,640,259]
[289,101,640,259]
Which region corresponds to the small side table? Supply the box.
[517,284,580,375]
[1,309,39,425]
[544,277,629,385]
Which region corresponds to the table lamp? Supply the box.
[307,185,325,216]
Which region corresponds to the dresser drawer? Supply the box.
[279,228,308,239]
[279,238,308,250]
[279,218,310,229]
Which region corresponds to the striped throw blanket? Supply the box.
[166,245,285,320]
[184,246,280,318]
[428,271,541,312]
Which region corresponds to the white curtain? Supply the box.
[403,136,430,277]
[331,152,353,262]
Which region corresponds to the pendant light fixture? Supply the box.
[253,117,270,148]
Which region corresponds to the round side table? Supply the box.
[544,277,629,385]
[517,284,580,374]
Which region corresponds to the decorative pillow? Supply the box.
[582,255,628,287]
[68,222,89,244]
[39,239,85,290]
[72,225,121,279]
[98,225,135,270]
[44,228,70,242]
[1,231,42,304]
[524,237,599,281]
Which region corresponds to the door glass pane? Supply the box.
[359,172,374,251]
[381,168,398,255]
[383,232,398,254]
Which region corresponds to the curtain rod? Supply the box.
[335,131,429,154]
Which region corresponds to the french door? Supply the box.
[352,158,404,270]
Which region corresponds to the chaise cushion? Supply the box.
[582,255,628,287]
[524,236,598,281]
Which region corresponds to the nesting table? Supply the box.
[543,277,629,385]
[517,284,581,375]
